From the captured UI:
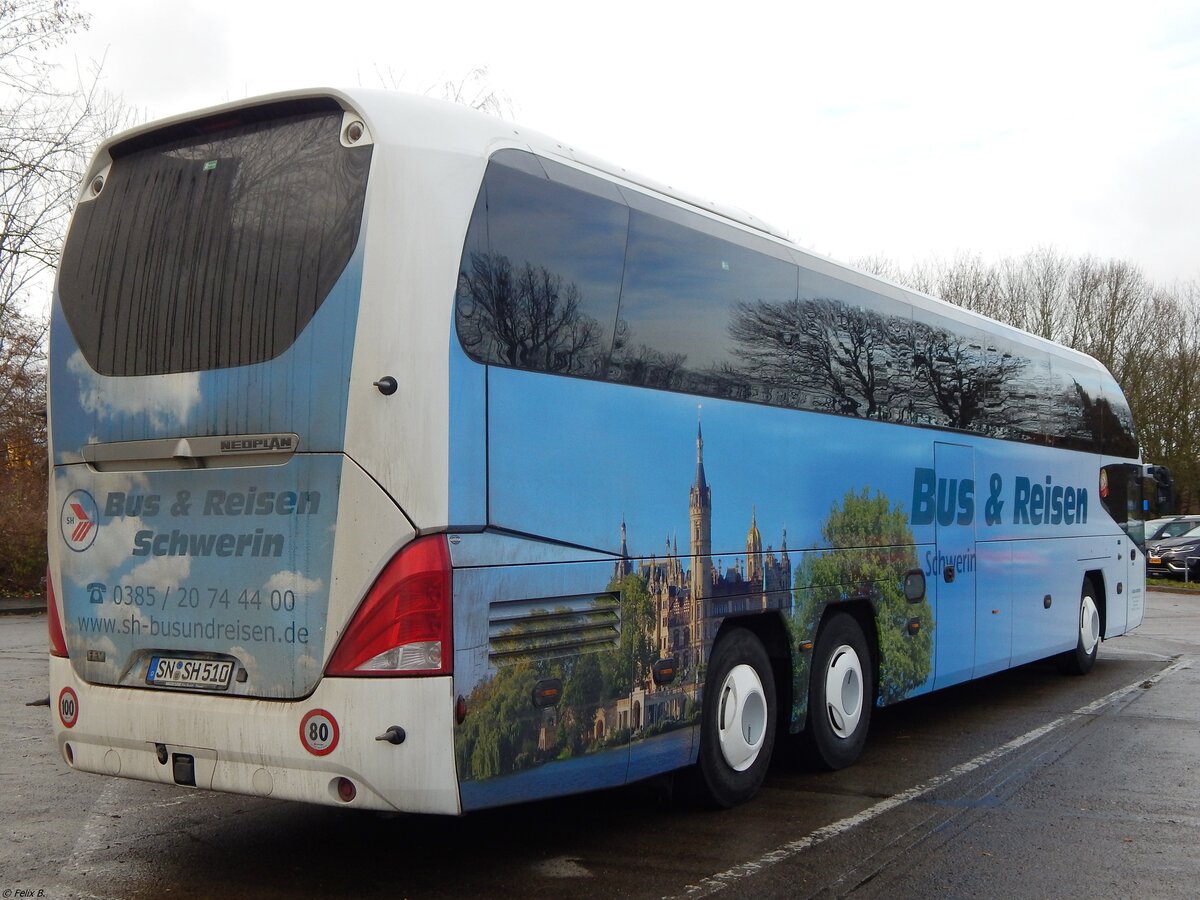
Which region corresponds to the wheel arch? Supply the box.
[799,600,877,769]
[822,599,879,693]
[712,611,793,735]
[684,615,784,807]
[1084,569,1107,640]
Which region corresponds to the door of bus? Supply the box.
[1101,463,1149,633]
[933,442,977,690]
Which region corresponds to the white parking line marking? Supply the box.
[55,780,212,897]
[61,780,122,875]
[1100,646,1178,661]
[673,657,1193,898]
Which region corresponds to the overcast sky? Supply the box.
[50,0,1200,285]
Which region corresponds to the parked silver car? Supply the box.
[1146,515,1200,543]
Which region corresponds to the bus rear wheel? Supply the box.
[803,612,873,770]
[687,628,777,808]
[1060,578,1100,675]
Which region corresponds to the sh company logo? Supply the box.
[61,489,99,552]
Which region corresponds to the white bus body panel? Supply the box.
[52,657,459,814]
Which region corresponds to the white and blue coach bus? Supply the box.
[48,89,1151,813]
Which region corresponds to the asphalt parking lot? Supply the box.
[2,588,1197,899]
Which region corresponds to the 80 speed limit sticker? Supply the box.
[299,708,339,756]
[58,687,79,728]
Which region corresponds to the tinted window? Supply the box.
[59,101,371,376]
[610,206,797,398]
[1014,351,1055,444]
[976,340,1045,442]
[456,155,627,377]
[1101,390,1139,458]
[1100,463,1146,546]
[454,150,1138,454]
[1047,358,1108,452]
[911,314,995,433]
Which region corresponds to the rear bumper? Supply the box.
[50,656,460,814]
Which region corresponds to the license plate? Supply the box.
[147,656,234,690]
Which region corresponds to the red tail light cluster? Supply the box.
[326,535,453,676]
[47,568,69,658]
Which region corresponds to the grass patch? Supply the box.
[1147,576,1200,592]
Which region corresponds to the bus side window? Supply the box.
[455,152,627,378]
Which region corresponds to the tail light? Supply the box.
[326,535,452,676]
[47,567,69,658]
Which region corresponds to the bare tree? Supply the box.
[1,1,127,320]
[1024,246,1070,341]
[852,254,904,284]
[437,65,512,119]
[371,63,513,118]
[933,252,1001,319]
[994,254,1033,333]
[867,244,1200,511]
[0,0,129,591]
[1061,255,1105,352]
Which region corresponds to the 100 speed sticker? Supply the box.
[299,709,339,756]
[58,687,79,728]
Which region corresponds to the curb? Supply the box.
[0,597,47,616]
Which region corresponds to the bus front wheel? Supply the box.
[687,628,777,808]
[1060,578,1100,675]
[804,612,873,770]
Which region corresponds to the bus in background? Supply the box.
[48,89,1150,814]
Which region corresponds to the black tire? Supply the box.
[803,612,873,770]
[686,628,777,809]
[1059,578,1100,675]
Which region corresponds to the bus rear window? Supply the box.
[58,102,372,376]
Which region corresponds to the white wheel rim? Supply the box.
[824,644,863,739]
[716,663,768,772]
[1080,595,1100,655]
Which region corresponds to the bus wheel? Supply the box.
[1060,578,1100,675]
[804,612,872,770]
[688,628,776,808]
